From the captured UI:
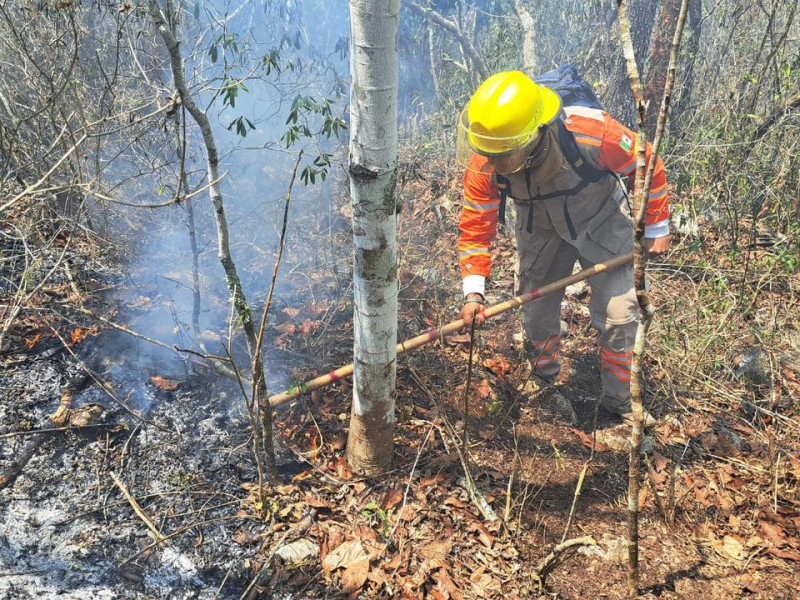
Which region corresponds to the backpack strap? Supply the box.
[495,173,510,226]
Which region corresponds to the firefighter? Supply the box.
[456,71,670,427]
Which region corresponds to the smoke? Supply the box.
[69,0,355,402]
[78,0,461,403]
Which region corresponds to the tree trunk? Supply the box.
[346,0,400,476]
[513,0,538,75]
[603,0,660,127]
[670,0,701,138]
[427,22,442,106]
[645,0,681,137]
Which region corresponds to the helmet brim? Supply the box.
[536,85,562,131]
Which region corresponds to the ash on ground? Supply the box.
[0,341,297,600]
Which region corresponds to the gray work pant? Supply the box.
[514,197,638,413]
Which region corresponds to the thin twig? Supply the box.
[379,424,435,557]
[0,423,123,439]
[109,471,167,544]
[504,425,521,525]
[561,399,600,543]
[0,133,88,214]
[118,516,238,568]
[561,461,592,544]
[239,509,316,600]
[462,316,479,446]
[249,149,304,489]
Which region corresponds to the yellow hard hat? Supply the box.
[457,71,561,166]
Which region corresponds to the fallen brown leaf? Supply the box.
[420,474,444,488]
[234,530,250,546]
[320,539,370,594]
[482,356,511,380]
[332,456,353,480]
[435,568,464,600]
[275,322,297,334]
[340,557,369,593]
[24,334,43,351]
[468,565,499,597]
[318,523,343,562]
[303,493,331,509]
[767,546,800,561]
[443,496,467,510]
[470,521,494,548]
[711,535,747,560]
[381,487,404,511]
[322,539,369,577]
[759,520,790,548]
[737,572,764,594]
[478,426,497,442]
[638,486,650,511]
[150,376,180,391]
[572,428,611,452]
[653,451,670,473]
[396,503,421,523]
[300,319,320,336]
[419,538,453,567]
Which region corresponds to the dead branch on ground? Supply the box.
[406,363,499,523]
[532,536,597,593]
[0,385,105,492]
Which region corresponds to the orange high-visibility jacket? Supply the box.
[458,107,670,283]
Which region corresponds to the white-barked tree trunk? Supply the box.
[346,0,400,475]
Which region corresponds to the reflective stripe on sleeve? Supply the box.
[648,186,668,201]
[459,247,491,259]
[463,198,500,212]
[572,132,602,147]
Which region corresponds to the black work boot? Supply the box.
[600,396,657,429]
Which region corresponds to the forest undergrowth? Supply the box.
[3,149,799,599]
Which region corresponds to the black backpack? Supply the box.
[496,65,609,229]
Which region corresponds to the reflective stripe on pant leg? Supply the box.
[529,335,561,377]
[598,323,636,411]
[601,348,632,383]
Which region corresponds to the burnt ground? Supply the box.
[2,169,800,600]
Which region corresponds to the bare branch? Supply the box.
[408,2,490,80]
